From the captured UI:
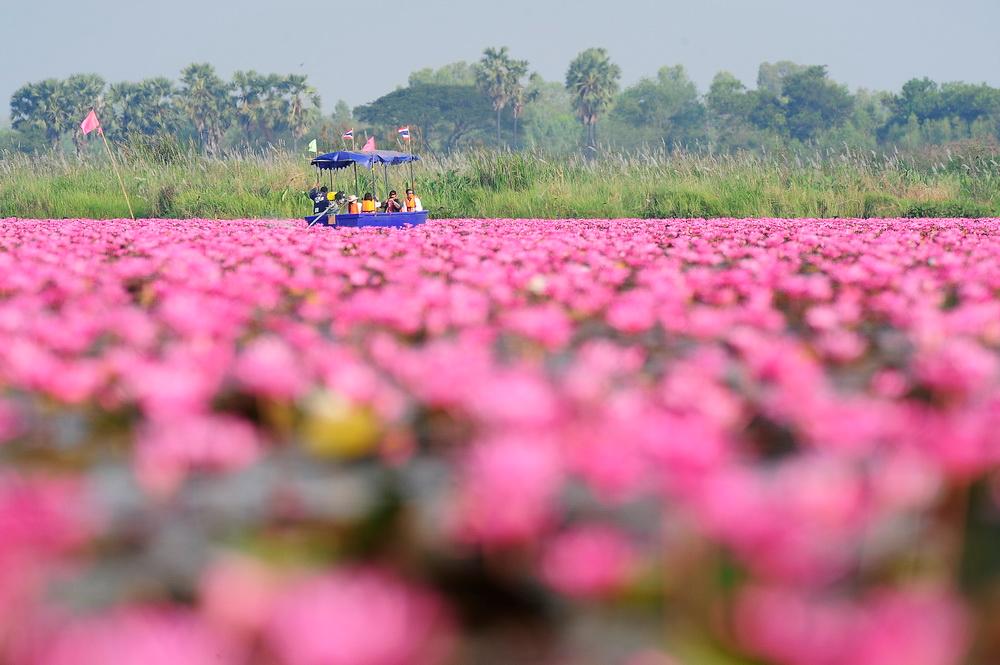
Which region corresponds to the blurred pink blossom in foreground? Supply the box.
[0,216,997,664]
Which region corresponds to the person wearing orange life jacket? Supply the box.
[361,193,377,213]
[346,194,360,214]
[404,188,423,212]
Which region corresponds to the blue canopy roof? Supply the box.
[310,150,420,170]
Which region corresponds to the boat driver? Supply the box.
[308,185,331,215]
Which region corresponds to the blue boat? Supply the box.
[304,149,427,229]
[305,211,429,228]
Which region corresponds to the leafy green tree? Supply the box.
[520,76,579,153]
[409,62,477,87]
[355,84,494,152]
[611,65,706,149]
[757,61,808,96]
[781,66,853,141]
[747,89,787,134]
[938,82,1000,125]
[565,48,621,149]
[884,78,1000,146]
[177,63,231,152]
[706,72,752,149]
[332,100,353,126]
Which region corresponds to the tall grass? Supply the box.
[2,141,999,219]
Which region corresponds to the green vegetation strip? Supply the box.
[2,146,998,220]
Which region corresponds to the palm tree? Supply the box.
[177,63,231,153]
[106,78,174,138]
[565,48,621,149]
[283,74,321,150]
[232,70,266,142]
[62,74,105,153]
[510,69,537,149]
[476,47,516,146]
[10,80,66,150]
[10,76,105,152]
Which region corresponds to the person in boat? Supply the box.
[308,185,331,215]
[361,193,378,213]
[346,194,360,214]
[383,190,403,213]
[404,188,423,212]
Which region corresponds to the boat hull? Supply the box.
[304,211,429,228]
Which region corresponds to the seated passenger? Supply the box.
[383,190,403,213]
[404,188,423,212]
[346,194,360,214]
[361,193,377,213]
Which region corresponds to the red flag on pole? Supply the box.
[80,110,101,135]
[361,136,375,152]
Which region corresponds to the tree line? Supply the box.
[4,48,1000,157]
[6,65,322,154]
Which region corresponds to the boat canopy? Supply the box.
[311,150,421,171]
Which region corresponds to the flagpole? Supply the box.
[99,128,135,220]
[408,129,415,193]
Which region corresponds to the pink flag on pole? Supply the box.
[361,136,375,152]
[80,110,101,135]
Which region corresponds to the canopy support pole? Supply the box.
[383,165,389,201]
[353,163,359,198]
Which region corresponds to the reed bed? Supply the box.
[2,142,998,219]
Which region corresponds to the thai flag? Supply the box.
[397,126,411,140]
[342,129,354,140]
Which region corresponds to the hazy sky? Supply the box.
[3,0,999,114]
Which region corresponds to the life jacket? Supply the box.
[361,199,376,212]
[348,201,360,214]
[405,195,416,212]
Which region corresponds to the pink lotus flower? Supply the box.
[454,434,562,546]
[234,335,308,400]
[266,568,453,665]
[35,606,241,665]
[540,524,639,599]
[0,400,24,444]
[199,553,281,634]
[134,414,261,496]
[735,585,968,665]
[0,473,91,557]
[502,303,573,350]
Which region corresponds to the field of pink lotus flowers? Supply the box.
[1,216,999,664]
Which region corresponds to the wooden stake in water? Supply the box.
[99,129,135,220]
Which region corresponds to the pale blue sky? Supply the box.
[2,0,999,114]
